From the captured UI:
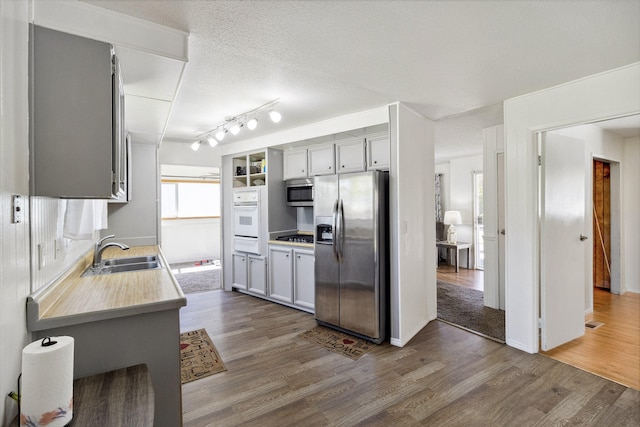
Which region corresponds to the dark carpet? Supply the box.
[437,280,505,342]
[172,262,221,294]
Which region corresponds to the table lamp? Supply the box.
[443,210,462,244]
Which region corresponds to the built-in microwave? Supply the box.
[286,178,314,206]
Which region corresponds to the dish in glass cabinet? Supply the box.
[253,179,265,185]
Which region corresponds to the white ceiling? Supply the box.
[81,0,640,151]
[592,114,640,139]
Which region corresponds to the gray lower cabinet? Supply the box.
[268,246,293,303]
[232,252,248,289]
[293,249,315,310]
[233,253,267,296]
[247,256,267,296]
[268,244,315,312]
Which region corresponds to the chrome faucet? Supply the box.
[93,234,129,268]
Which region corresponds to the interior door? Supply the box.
[497,153,505,310]
[540,132,587,351]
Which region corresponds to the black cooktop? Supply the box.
[275,234,314,243]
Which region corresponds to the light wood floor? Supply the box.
[542,288,640,391]
[436,264,484,291]
[180,290,639,426]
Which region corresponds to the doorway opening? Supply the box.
[539,118,639,390]
[593,159,611,290]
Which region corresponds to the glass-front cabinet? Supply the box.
[233,151,267,188]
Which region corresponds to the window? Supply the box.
[161,180,220,219]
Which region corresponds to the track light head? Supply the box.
[269,110,282,123]
[190,140,201,151]
[230,122,242,135]
[247,118,258,130]
[206,134,218,147]
[215,129,227,141]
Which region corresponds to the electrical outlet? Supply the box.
[12,195,23,223]
[38,244,46,270]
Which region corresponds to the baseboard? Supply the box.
[390,316,434,347]
[506,338,536,354]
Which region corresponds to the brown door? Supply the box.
[593,160,611,290]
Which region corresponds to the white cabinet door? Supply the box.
[366,134,390,170]
[284,148,308,179]
[336,139,365,173]
[232,253,247,289]
[248,256,267,296]
[268,247,293,303]
[294,249,315,311]
[308,145,335,176]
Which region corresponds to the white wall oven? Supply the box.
[233,189,261,254]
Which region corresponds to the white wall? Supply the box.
[0,2,30,424]
[29,198,98,292]
[504,62,640,354]
[389,103,436,347]
[105,142,159,246]
[161,218,221,264]
[623,136,640,293]
[159,140,221,168]
[434,103,503,163]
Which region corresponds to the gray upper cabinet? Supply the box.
[336,138,365,173]
[308,144,335,176]
[283,148,308,180]
[30,25,127,199]
[366,133,390,170]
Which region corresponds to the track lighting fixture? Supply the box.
[191,98,281,149]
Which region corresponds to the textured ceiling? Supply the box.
[81,0,640,152]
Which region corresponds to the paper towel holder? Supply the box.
[41,336,57,347]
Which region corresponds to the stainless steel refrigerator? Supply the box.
[314,170,389,343]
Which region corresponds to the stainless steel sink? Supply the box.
[82,256,163,276]
[103,255,159,266]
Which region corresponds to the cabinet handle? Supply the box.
[297,255,301,259]
[341,165,345,168]
[329,166,332,170]
[374,160,378,164]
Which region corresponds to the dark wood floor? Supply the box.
[180,290,639,426]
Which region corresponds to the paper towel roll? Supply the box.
[21,336,74,427]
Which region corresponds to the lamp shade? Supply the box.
[443,210,462,225]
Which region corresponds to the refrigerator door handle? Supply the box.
[337,199,344,262]
[332,200,339,260]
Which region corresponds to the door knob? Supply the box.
[500,229,506,235]
[580,234,588,241]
